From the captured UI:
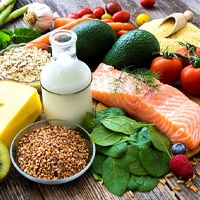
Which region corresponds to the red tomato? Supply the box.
[150,56,183,85]
[180,65,200,95]
[77,8,93,18]
[66,13,79,19]
[81,14,97,19]
[176,46,200,67]
[101,18,114,23]
[105,2,122,15]
[140,0,156,8]
[93,6,105,19]
[112,11,130,22]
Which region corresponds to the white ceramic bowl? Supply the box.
[10,119,96,184]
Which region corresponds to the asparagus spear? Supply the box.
[0,0,15,12]
[1,4,29,25]
[0,0,16,25]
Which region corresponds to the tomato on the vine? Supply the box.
[176,43,200,67]
[180,65,200,95]
[112,11,130,22]
[140,0,156,8]
[150,56,183,85]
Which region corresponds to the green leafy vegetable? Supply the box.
[91,154,107,175]
[102,157,129,196]
[100,116,151,135]
[149,125,172,158]
[96,142,127,158]
[0,28,41,51]
[139,145,170,177]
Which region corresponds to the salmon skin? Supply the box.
[92,63,200,150]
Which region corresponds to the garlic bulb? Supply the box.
[24,3,54,33]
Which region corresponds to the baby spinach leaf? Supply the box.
[149,125,171,158]
[90,125,123,146]
[134,175,159,192]
[102,157,129,196]
[127,174,140,191]
[92,172,103,183]
[129,127,151,146]
[91,154,107,175]
[122,144,148,175]
[81,112,96,133]
[96,142,127,158]
[101,116,150,135]
[139,145,170,177]
[94,107,126,125]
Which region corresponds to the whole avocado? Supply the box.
[71,20,117,66]
[103,29,160,69]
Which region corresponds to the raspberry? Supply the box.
[169,154,194,179]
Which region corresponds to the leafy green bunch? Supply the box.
[0,28,41,51]
[82,107,172,196]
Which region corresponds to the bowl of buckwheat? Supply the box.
[10,119,96,184]
[0,43,52,90]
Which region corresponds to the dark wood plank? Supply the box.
[1,0,200,199]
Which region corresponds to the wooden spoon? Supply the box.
[159,10,194,37]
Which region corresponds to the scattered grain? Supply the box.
[173,185,181,191]
[165,173,173,178]
[177,180,185,184]
[189,184,198,193]
[196,169,200,176]
[129,191,134,198]
[159,178,166,185]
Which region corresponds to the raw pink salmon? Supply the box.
[92,63,200,150]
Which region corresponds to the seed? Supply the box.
[190,161,197,166]
[177,180,185,184]
[189,184,198,192]
[173,186,181,191]
[165,173,173,178]
[196,169,200,176]
[129,191,134,198]
[159,178,166,185]
[192,157,199,164]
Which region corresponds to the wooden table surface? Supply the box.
[1,0,200,199]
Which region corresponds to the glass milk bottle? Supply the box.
[40,30,92,125]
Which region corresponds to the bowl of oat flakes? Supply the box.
[0,43,52,90]
[10,119,96,184]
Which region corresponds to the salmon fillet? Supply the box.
[92,63,200,150]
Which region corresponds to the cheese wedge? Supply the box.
[0,81,42,148]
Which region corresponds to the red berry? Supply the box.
[169,154,193,179]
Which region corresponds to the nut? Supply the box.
[16,125,89,180]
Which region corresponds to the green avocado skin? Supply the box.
[103,29,160,69]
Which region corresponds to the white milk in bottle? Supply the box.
[40,30,92,125]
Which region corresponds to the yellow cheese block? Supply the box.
[0,81,42,148]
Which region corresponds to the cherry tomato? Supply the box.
[180,65,200,95]
[105,2,122,15]
[135,13,151,27]
[101,13,112,20]
[93,6,105,19]
[81,14,97,19]
[76,8,93,18]
[140,0,156,8]
[66,13,79,19]
[150,56,183,85]
[112,11,130,22]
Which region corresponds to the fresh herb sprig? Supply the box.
[0,28,41,51]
